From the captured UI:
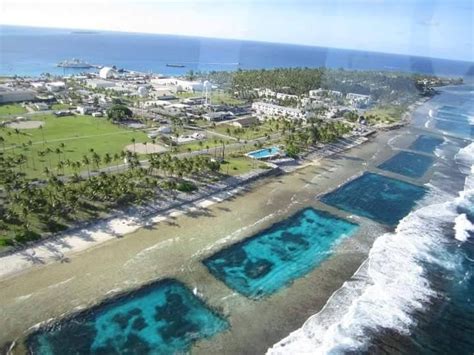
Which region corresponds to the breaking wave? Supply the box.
[268,142,474,354]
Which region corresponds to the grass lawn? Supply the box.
[365,105,407,124]
[0,103,27,116]
[211,120,279,141]
[51,103,73,110]
[174,138,228,153]
[0,114,148,178]
[220,156,265,176]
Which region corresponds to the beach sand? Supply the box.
[0,126,422,353]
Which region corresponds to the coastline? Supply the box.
[0,99,429,352]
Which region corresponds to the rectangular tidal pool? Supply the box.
[377,151,434,178]
[409,135,444,154]
[320,172,427,225]
[26,279,228,354]
[203,208,358,299]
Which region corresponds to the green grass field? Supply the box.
[211,120,278,140]
[0,114,148,178]
[220,156,265,176]
[0,103,27,116]
[51,103,73,110]
[365,105,407,124]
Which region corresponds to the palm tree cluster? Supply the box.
[282,119,351,158]
[0,146,221,247]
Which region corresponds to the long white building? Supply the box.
[252,102,304,120]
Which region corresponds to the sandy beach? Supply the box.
[0,124,421,353]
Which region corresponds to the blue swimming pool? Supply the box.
[247,147,281,159]
[203,208,358,299]
[377,151,434,178]
[321,172,427,225]
[26,279,228,354]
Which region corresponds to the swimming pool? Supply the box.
[246,147,281,159]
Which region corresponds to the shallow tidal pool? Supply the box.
[203,208,358,299]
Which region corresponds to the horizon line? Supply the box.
[1,23,473,65]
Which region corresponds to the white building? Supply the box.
[252,102,304,120]
[150,78,204,92]
[99,67,117,79]
[346,93,372,107]
[309,89,343,98]
[86,79,116,89]
[46,81,66,92]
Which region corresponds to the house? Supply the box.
[252,102,304,120]
[91,112,103,117]
[232,116,258,128]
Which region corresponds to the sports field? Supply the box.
[0,114,148,178]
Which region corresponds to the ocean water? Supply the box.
[377,151,434,178]
[1,25,474,77]
[430,93,474,139]
[203,208,358,299]
[320,172,427,225]
[26,279,228,355]
[269,85,474,355]
[409,135,445,154]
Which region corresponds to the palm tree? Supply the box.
[39,125,45,146]
[103,153,112,168]
[131,138,136,153]
[82,155,91,178]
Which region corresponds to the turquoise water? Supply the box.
[203,208,358,299]
[409,135,444,154]
[377,151,434,178]
[247,147,281,159]
[27,279,228,354]
[320,172,427,225]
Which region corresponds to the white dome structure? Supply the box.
[99,67,117,79]
[137,86,148,97]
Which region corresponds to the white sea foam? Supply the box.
[268,142,474,355]
[454,214,474,242]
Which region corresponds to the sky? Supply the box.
[1,0,473,61]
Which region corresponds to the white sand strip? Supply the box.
[0,185,245,281]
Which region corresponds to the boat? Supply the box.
[57,58,93,68]
[166,63,186,68]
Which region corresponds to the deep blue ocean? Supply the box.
[1,25,473,77]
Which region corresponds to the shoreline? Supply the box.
[0,168,278,281]
[0,97,429,351]
[0,128,384,282]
